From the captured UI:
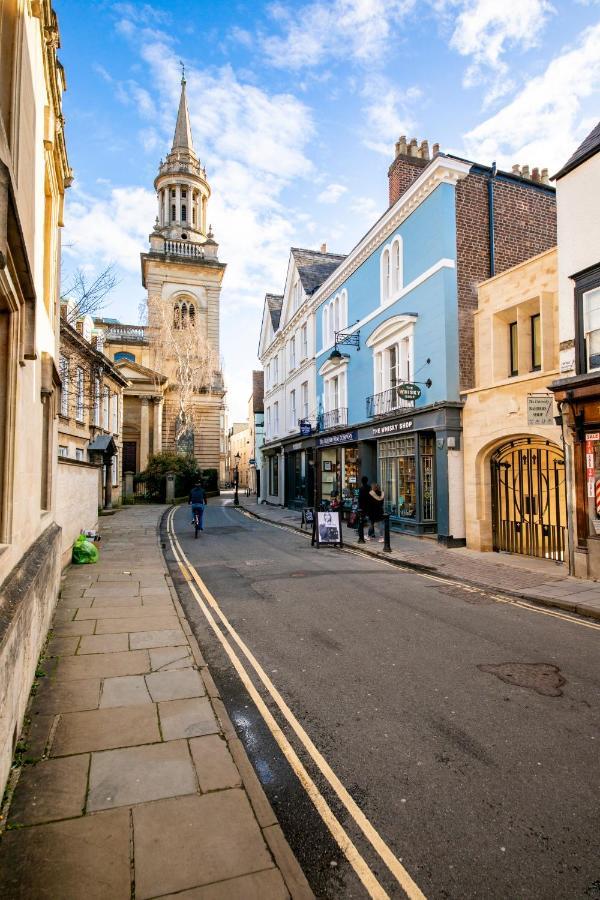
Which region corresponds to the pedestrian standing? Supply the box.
[369,484,385,542]
[358,475,372,536]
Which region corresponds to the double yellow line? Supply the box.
[166,507,426,900]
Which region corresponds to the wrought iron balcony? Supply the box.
[105,325,148,344]
[318,408,348,431]
[366,388,415,418]
[164,240,205,258]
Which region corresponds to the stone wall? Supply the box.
[56,459,100,566]
[0,523,62,794]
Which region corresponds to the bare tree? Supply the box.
[61,264,119,324]
[143,298,219,449]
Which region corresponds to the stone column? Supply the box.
[140,398,150,471]
[153,398,163,454]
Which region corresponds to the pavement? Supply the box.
[0,505,312,900]
[238,496,600,621]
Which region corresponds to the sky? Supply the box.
[55,0,600,420]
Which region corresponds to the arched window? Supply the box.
[173,305,180,329]
[171,204,176,222]
[181,302,188,327]
[392,239,401,293]
[323,306,329,346]
[114,351,135,363]
[181,204,187,222]
[383,248,390,301]
[189,304,196,327]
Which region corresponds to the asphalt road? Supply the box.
[164,496,600,900]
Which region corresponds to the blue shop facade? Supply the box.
[311,160,468,545]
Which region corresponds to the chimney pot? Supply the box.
[419,140,430,160]
[409,138,418,157]
[432,142,440,156]
[541,168,549,184]
[531,167,540,182]
[395,135,408,157]
[320,242,327,253]
[512,164,521,175]
[522,164,530,179]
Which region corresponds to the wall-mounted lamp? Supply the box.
[328,326,360,362]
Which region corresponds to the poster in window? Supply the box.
[312,510,343,547]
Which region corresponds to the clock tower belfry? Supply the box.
[141,73,227,478]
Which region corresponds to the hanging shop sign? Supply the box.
[311,509,343,548]
[300,420,312,436]
[527,393,554,427]
[396,383,422,401]
[370,420,413,438]
[316,430,357,448]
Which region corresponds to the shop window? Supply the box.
[582,286,600,372]
[531,313,541,371]
[509,322,518,376]
[269,454,279,495]
[420,435,435,520]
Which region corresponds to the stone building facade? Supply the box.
[0,1,72,793]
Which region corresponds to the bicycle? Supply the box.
[192,506,204,539]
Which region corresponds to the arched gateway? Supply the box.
[491,438,567,561]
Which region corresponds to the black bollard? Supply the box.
[383,514,392,553]
[357,512,365,544]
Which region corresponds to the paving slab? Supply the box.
[158,869,290,900]
[130,628,187,650]
[78,632,129,654]
[94,615,180,634]
[189,734,242,793]
[0,808,131,900]
[52,619,96,637]
[8,754,89,825]
[57,596,94,608]
[52,705,160,755]
[87,739,197,811]
[49,649,150,680]
[26,714,55,759]
[100,675,153,708]
[36,678,101,715]
[145,668,205,701]
[149,646,194,671]
[132,791,274,899]
[83,584,141,599]
[75,605,153,620]
[46,636,80,656]
[159,697,220,740]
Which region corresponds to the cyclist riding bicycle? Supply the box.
[189,483,207,533]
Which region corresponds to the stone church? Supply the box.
[95,75,227,482]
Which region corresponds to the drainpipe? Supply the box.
[558,401,575,576]
[488,162,496,278]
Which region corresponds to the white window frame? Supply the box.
[111,392,118,434]
[273,401,279,435]
[367,316,416,412]
[93,376,100,426]
[58,445,68,458]
[60,355,69,417]
[102,387,110,430]
[76,367,84,422]
[301,381,309,419]
[321,289,348,350]
[380,235,403,305]
[289,336,296,370]
[266,406,271,438]
[301,323,308,360]
[75,448,84,461]
[289,389,296,429]
[273,355,279,385]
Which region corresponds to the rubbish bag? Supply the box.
[72,533,99,565]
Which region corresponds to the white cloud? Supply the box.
[261,0,415,70]
[463,22,600,173]
[437,0,555,100]
[351,195,380,218]
[361,75,422,155]
[317,183,348,203]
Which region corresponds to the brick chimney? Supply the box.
[320,242,327,253]
[388,135,435,206]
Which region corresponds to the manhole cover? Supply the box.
[478,662,565,697]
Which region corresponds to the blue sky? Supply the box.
[55,0,600,419]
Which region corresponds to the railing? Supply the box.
[164,240,205,258]
[318,408,348,431]
[366,388,415,418]
[106,325,148,343]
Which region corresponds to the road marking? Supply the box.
[237,506,600,633]
[167,507,426,900]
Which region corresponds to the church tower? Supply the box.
[141,73,226,478]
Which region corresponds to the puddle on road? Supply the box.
[478,662,566,697]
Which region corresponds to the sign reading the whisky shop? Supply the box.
[371,420,413,438]
[396,382,422,401]
[527,394,554,427]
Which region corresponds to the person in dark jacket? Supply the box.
[369,484,385,541]
[189,483,207,530]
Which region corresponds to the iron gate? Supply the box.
[491,438,567,561]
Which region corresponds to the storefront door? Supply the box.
[378,433,436,531]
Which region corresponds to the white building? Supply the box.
[258,247,345,506]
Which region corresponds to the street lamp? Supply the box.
[234,451,240,507]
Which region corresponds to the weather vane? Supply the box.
[180,60,186,83]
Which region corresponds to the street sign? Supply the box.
[527,393,553,426]
[396,382,421,401]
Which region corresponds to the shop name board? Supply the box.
[316,430,358,447]
[527,394,554,426]
[396,382,422,401]
[371,420,413,438]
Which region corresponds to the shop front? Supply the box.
[284,438,315,510]
[316,430,361,517]
[357,404,464,545]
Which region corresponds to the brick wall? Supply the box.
[388,153,429,206]
[456,172,556,391]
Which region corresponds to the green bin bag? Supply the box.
[72,533,99,565]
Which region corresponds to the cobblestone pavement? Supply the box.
[237,497,600,621]
[0,505,312,900]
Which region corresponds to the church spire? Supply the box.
[171,69,194,153]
